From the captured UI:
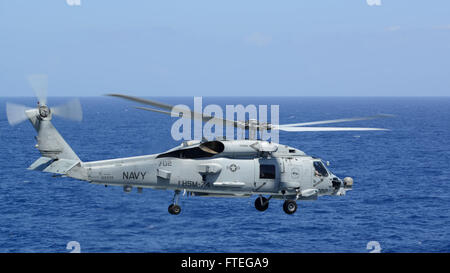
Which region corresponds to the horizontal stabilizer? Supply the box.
[43,159,80,174]
[28,157,53,171]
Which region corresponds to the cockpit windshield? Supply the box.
[313,161,329,177]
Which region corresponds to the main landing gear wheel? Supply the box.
[283,200,298,215]
[168,190,182,215]
[168,204,181,215]
[255,196,269,211]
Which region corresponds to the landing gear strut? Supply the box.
[168,190,181,215]
[283,200,297,215]
[254,195,271,211]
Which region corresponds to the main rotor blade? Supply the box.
[28,74,48,105]
[107,93,174,111]
[275,126,388,132]
[136,106,242,128]
[109,94,241,128]
[280,114,394,127]
[51,99,83,122]
[6,103,32,125]
[135,106,175,116]
[108,93,200,119]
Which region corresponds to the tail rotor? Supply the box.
[6,74,83,126]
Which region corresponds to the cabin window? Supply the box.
[260,164,276,179]
[313,161,328,177]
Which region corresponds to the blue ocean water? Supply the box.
[0,97,449,253]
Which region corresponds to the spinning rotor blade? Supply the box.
[51,99,83,122]
[107,94,174,111]
[6,103,33,125]
[28,74,48,105]
[136,106,243,128]
[275,126,388,132]
[135,106,174,116]
[108,93,242,128]
[108,93,195,116]
[108,94,392,132]
[280,114,394,127]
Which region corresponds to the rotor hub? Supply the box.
[39,105,50,118]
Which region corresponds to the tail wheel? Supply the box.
[254,196,269,211]
[168,204,181,215]
[283,200,297,214]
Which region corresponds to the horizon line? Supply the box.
[1,95,450,98]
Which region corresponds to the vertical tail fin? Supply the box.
[26,109,80,161]
[26,111,88,179]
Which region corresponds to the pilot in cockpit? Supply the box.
[313,161,328,177]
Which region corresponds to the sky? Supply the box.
[0,0,449,97]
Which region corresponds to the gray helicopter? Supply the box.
[6,77,390,215]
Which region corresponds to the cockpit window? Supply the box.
[260,164,276,179]
[313,161,328,177]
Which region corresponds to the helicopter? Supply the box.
[6,76,390,215]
